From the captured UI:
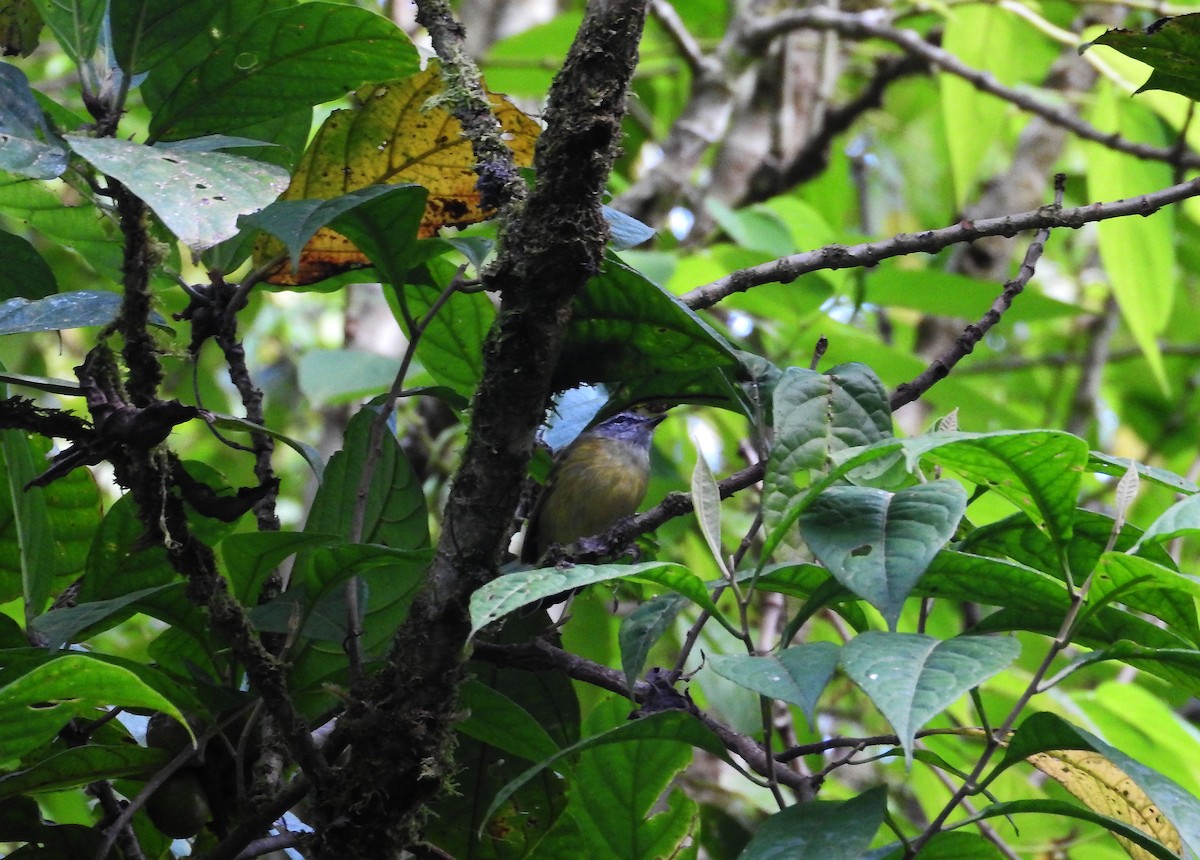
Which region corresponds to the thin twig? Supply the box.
[684,177,1200,311]
[890,175,1064,410]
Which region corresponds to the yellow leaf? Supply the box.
[1029,749,1183,859]
[257,63,539,286]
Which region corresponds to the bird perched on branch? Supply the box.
[521,409,667,564]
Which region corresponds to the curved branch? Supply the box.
[682,177,1200,310]
[743,8,1200,171]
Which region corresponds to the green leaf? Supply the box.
[864,268,1081,321]
[619,593,687,694]
[940,3,1022,207]
[1086,80,1174,390]
[31,584,177,650]
[470,563,727,638]
[296,348,399,406]
[147,2,419,141]
[798,480,966,628]
[0,64,67,179]
[554,258,739,391]
[30,0,104,66]
[736,786,887,860]
[456,678,562,764]
[392,262,494,399]
[221,530,340,605]
[691,441,724,569]
[0,654,188,760]
[0,291,149,335]
[708,643,840,729]
[1133,492,1200,549]
[109,0,225,74]
[241,183,427,273]
[569,696,699,859]
[483,707,727,827]
[706,199,795,257]
[65,136,290,251]
[917,430,1088,557]
[764,363,892,534]
[1086,14,1200,102]
[1093,552,1200,646]
[1089,453,1199,495]
[0,231,55,301]
[840,631,1020,764]
[0,428,55,620]
[0,0,43,57]
[0,744,168,800]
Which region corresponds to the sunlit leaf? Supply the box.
[256,64,539,285]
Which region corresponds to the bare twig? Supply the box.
[890,176,1064,410]
[683,177,1200,310]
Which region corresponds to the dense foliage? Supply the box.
[5,1,1200,858]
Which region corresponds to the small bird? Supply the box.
[521,409,667,564]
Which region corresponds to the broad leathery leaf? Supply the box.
[1028,749,1182,859]
[763,363,891,533]
[456,678,561,764]
[222,531,340,605]
[998,711,1200,857]
[0,291,135,335]
[619,593,687,695]
[737,786,887,860]
[1087,14,1200,102]
[0,230,56,301]
[484,706,727,828]
[555,257,740,390]
[1087,80,1174,390]
[709,642,839,729]
[257,64,538,285]
[65,136,289,251]
[912,430,1088,556]
[799,480,966,628]
[147,1,418,141]
[31,584,176,651]
[570,696,698,860]
[841,631,1020,765]
[470,563,729,638]
[0,64,67,179]
[940,3,1023,207]
[0,654,188,760]
[30,0,104,66]
[110,0,226,74]
[863,831,1004,860]
[1093,553,1200,647]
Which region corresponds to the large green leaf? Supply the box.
[840,631,1020,764]
[65,136,289,251]
[798,480,966,628]
[764,363,892,533]
[1086,81,1174,390]
[0,428,56,619]
[708,643,840,729]
[0,231,55,301]
[30,0,104,66]
[553,258,739,391]
[0,744,168,800]
[0,654,187,760]
[146,2,418,141]
[470,563,727,638]
[568,696,699,860]
[737,787,887,860]
[0,64,67,179]
[1087,14,1200,103]
[110,0,226,74]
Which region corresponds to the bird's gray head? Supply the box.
[588,410,666,448]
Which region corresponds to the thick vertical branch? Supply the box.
[315,1,651,855]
